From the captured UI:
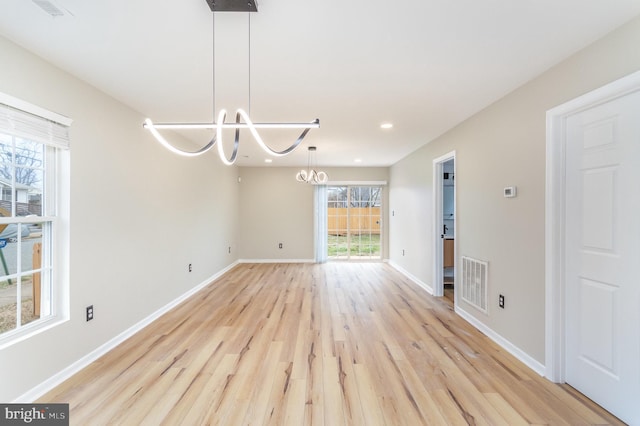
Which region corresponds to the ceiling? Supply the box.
[1,0,639,167]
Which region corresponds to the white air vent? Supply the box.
[32,0,65,17]
[461,256,488,313]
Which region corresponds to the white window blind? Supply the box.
[0,93,71,149]
[314,184,328,263]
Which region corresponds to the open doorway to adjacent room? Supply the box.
[433,152,456,303]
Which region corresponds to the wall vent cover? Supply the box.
[461,256,488,313]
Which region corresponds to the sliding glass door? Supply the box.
[327,186,382,260]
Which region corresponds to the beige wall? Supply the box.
[389,15,640,364]
[0,36,240,401]
[238,167,389,260]
[238,167,315,260]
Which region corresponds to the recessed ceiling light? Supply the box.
[264,158,273,163]
[354,158,362,163]
[380,123,393,129]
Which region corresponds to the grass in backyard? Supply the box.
[328,234,381,258]
[0,298,38,334]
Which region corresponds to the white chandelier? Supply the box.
[143,0,319,165]
[296,146,328,184]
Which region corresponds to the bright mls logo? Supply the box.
[1,404,68,425]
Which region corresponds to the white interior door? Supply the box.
[564,90,640,424]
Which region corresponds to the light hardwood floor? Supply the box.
[40,263,623,425]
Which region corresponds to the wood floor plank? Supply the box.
[158,369,214,425]
[240,341,283,424]
[283,379,307,426]
[112,366,182,425]
[37,262,625,425]
[394,358,452,424]
[291,309,313,381]
[352,363,386,426]
[483,392,530,425]
[304,329,325,425]
[430,388,476,425]
[182,353,239,425]
[261,361,293,425]
[559,383,626,425]
[334,341,367,424]
[321,356,346,426]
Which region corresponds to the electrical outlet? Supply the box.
[402,249,405,256]
[86,305,94,321]
[188,263,192,272]
[228,246,231,254]
[499,294,505,309]
[278,243,283,249]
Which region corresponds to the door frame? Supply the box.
[433,151,456,298]
[545,70,640,382]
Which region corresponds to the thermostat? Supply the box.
[504,186,517,198]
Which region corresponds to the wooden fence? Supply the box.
[0,200,41,216]
[328,207,381,235]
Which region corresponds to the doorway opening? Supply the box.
[433,152,456,301]
[442,159,455,302]
[327,185,382,260]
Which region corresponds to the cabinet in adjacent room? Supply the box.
[443,238,454,268]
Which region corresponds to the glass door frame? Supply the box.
[327,185,383,260]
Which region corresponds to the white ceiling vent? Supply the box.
[32,0,66,17]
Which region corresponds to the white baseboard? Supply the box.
[388,260,434,295]
[15,260,239,403]
[455,305,546,376]
[388,261,545,377]
[238,258,315,264]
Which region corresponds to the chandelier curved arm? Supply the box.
[144,119,216,157]
[296,169,328,184]
[215,110,240,166]
[237,109,318,156]
[146,112,319,164]
[314,170,328,183]
[295,169,309,182]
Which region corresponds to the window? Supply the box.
[0,93,70,347]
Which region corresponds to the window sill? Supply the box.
[0,315,69,351]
